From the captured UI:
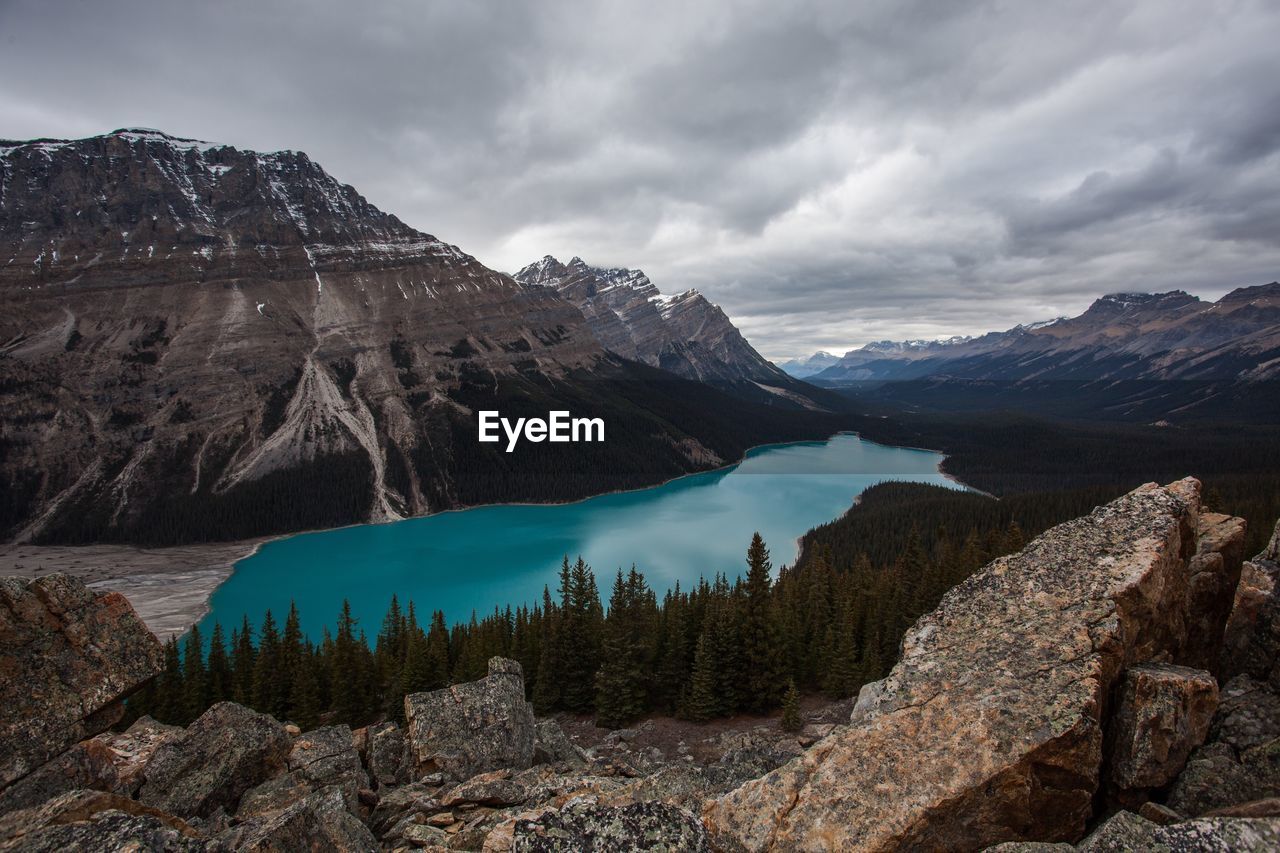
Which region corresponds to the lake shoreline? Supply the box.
[0,430,975,638]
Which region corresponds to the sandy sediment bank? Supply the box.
[0,540,262,639]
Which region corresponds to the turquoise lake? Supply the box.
[197,433,963,642]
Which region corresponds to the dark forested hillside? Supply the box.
[850,411,1280,555]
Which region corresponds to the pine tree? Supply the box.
[532,586,562,713]
[232,615,256,706]
[291,647,322,731]
[181,624,208,724]
[280,602,304,721]
[156,636,183,724]
[206,623,232,706]
[595,568,655,728]
[330,600,368,725]
[780,679,802,732]
[684,628,719,723]
[741,533,785,712]
[424,610,451,690]
[252,610,282,716]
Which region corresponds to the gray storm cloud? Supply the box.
[2,0,1278,359]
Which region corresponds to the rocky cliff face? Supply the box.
[704,479,1279,851]
[514,255,791,386]
[3,488,1278,851]
[0,130,837,545]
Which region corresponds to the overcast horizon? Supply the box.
[3,0,1278,360]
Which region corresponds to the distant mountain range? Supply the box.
[0,129,839,545]
[781,287,1280,422]
[785,287,1280,384]
[775,351,841,378]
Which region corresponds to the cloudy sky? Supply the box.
[3,0,1279,359]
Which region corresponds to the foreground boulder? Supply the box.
[364,721,411,788]
[1077,810,1280,851]
[0,574,163,789]
[704,479,1245,851]
[213,785,377,852]
[139,702,291,819]
[1107,663,1217,795]
[509,801,709,851]
[405,657,536,781]
[1221,519,1280,685]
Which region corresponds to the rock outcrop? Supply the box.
[1107,663,1217,795]
[703,478,1246,851]
[6,496,1280,851]
[0,574,162,789]
[138,702,291,819]
[508,801,709,851]
[405,657,536,781]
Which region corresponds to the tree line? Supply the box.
[129,491,1033,731]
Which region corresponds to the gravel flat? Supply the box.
[0,541,262,639]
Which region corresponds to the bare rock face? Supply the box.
[1221,520,1280,685]
[704,479,1245,851]
[0,573,162,789]
[365,720,411,788]
[1167,674,1280,816]
[0,788,198,850]
[508,801,709,852]
[138,701,291,818]
[533,719,587,768]
[0,803,204,852]
[514,256,791,386]
[92,716,184,797]
[0,740,121,816]
[405,657,536,782]
[1077,810,1280,852]
[212,785,377,852]
[1108,663,1217,793]
[1184,513,1248,674]
[236,723,367,819]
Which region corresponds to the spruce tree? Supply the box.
[532,586,562,713]
[232,615,256,706]
[594,568,654,728]
[291,647,322,731]
[181,624,208,724]
[280,602,304,720]
[684,627,719,722]
[424,610,451,689]
[252,610,282,716]
[206,623,232,706]
[156,636,183,724]
[780,679,802,732]
[330,600,364,725]
[741,533,785,712]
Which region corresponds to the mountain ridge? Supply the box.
[514,254,791,385]
[792,283,1280,385]
[0,129,844,545]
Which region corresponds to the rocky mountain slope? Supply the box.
[809,285,1280,384]
[0,129,841,545]
[2,480,1278,850]
[514,256,793,387]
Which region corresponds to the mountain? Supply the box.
[810,287,1280,421]
[813,288,1280,384]
[514,255,790,385]
[0,129,843,545]
[777,351,840,378]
